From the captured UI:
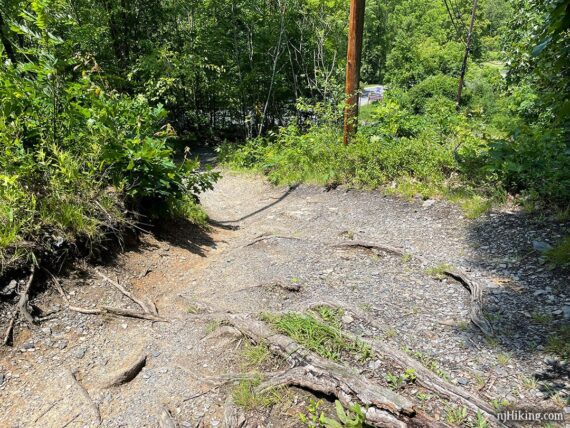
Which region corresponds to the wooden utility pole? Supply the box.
[456,0,478,109]
[343,0,366,145]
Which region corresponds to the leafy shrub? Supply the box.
[0,6,217,275]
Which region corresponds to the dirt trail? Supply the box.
[0,169,568,427]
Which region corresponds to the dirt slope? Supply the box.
[0,169,568,427]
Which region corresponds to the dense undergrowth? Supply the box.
[220,0,570,221]
[0,3,217,277]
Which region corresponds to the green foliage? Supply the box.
[546,324,570,360]
[445,405,468,425]
[300,399,366,428]
[232,373,282,410]
[0,1,217,275]
[264,312,372,362]
[546,236,570,267]
[385,368,417,390]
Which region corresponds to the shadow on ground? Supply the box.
[464,210,569,397]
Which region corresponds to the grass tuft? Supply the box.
[264,312,372,362]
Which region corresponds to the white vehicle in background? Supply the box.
[359,85,385,106]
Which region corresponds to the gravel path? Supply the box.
[0,168,568,427]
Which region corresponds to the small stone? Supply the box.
[0,374,5,385]
[534,290,547,296]
[368,360,382,370]
[22,342,35,350]
[341,315,354,324]
[121,323,128,330]
[58,340,68,350]
[73,347,87,359]
[422,199,436,208]
[457,377,469,385]
[41,327,52,335]
[532,241,552,253]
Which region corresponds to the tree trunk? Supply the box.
[343,0,366,145]
[456,0,478,109]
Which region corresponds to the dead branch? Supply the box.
[68,305,167,322]
[104,353,147,388]
[226,315,415,427]
[68,370,101,426]
[95,269,156,315]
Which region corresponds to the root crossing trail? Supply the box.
[0,168,568,427]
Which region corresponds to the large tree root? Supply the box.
[68,369,101,426]
[95,269,158,315]
[226,315,449,428]
[3,265,36,346]
[69,305,167,322]
[333,240,493,336]
[306,301,502,426]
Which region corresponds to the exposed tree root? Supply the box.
[95,269,158,315]
[331,239,492,336]
[68,305,167,322]
[441,268,493,336]
[242,234,303,248]
[68,369,101,426]
[333,241,406,257]
[3,265,36,346]
[158,406,177,428]
[225,315,430,428]
[104,353,147,387]
[307,301,502,426]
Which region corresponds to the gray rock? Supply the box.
[41,327,52,336]
[532,241,552,253]
[57,340,68,350]
[422,199,436,208]
[0,374,5,385]
[22,342,35,350]
[457,377,470,386]
[73,347,87,359]
[563,306,570,320]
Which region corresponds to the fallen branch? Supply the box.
[104,353,147,388]
[95,269,157,315]
[68,305,167,322]
[68,370,101,426]
[227,315,415,427]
